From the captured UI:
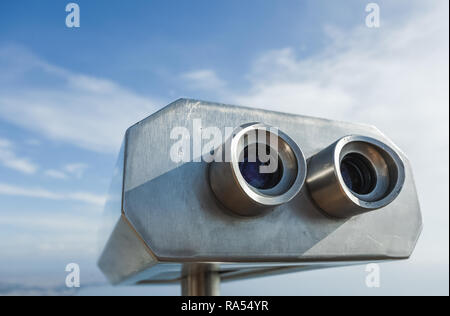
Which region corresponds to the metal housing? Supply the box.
[209,123,307,216]
[97,99,422,285]
[306,135,406,218]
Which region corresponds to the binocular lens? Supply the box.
[209,123,307,216]
[340,153,377,195]
[238,146,283,190]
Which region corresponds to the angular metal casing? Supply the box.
[98,99,422,285]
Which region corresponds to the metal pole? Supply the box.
[181,263,220,296]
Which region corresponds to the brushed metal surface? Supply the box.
[98,98,422,284]
[306,135,406,218]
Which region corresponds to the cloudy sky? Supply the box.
[0,0,448,295]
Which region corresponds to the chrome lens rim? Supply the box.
[334,135,405,210]
[230,123,307,207]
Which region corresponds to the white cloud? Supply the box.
[231,5,449,136]
[0,214,98,234]
[44,169,68,180]
[64,163,88,179]
[0,138,10,147]
[0,138,38,174]
[0,46,163,153]
[180,69,226,91]
[44,163,89,180]
[0,213,100,259]
[0,183,106,206]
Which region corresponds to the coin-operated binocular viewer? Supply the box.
[98,99,422,295]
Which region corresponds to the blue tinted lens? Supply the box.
[239,146,282,190]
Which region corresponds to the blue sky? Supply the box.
[0,0,448,295]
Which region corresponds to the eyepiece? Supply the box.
[340,153,377,195]
[306,135,405,218]
[209,123,307,217]
[238,145,284,190]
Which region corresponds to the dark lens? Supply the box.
[239,145,283,190]
[340,153,376,195]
